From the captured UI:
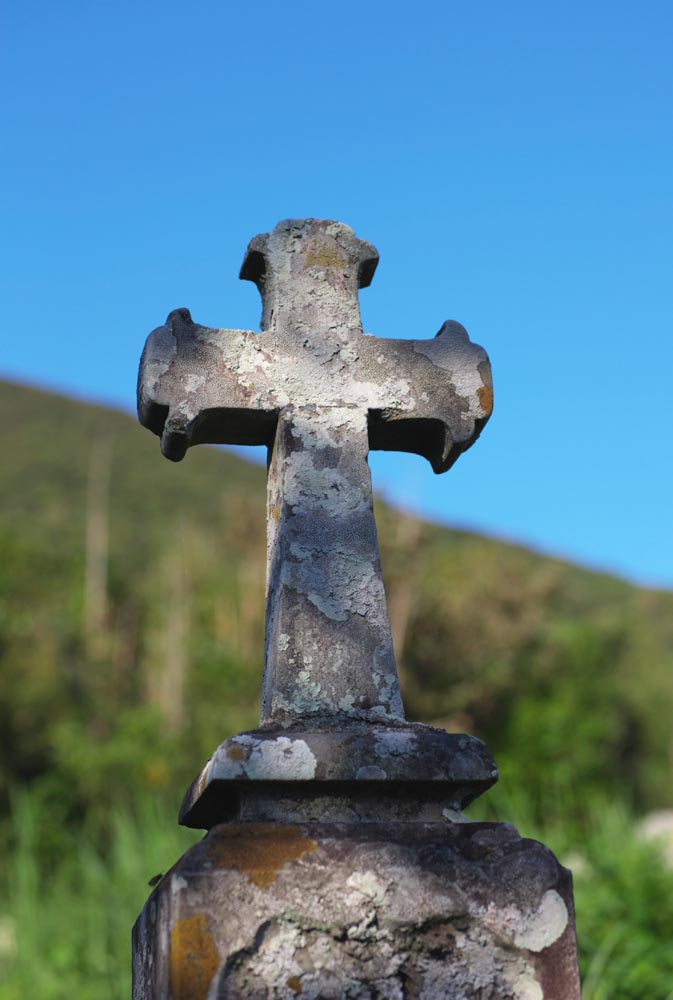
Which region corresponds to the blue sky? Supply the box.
[2,1,672,588]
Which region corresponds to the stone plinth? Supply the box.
[178,721,498,829]
[133,819,580,999]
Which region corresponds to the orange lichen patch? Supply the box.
[207,824,317,889]
[169,915,219,1000]
[477,385,494,416]
[305,244,347,271]
[227,745,246,761]
[287,974,303,994]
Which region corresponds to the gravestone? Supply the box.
[132,219,581,998]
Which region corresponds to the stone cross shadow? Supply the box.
[138,218,492,727]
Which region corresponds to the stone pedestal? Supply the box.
[133,819,580,999]
[133,723,581,999]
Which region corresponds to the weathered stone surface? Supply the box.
[138,219,492,728]
[179,720,498,829]
[133,820,581,1000]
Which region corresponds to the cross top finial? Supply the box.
[239,218,379,342]
[241,217,379,288]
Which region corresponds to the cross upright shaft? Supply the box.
[138,219,493,726]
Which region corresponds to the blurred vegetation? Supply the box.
[1,379,672,997]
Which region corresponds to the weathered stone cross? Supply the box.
[138,218,492,727]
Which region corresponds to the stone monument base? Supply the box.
[133,820,580,999]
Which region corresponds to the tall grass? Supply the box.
[2,787,673,999]
[0,792,199,1000]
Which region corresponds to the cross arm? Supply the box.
[137,307,279,461]
[366,320,493,474]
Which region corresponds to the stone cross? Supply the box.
[133,222,582,1000]
[138,218,493,726]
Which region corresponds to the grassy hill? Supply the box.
[1,377,672,819]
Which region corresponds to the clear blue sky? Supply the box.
[2,1,672,588]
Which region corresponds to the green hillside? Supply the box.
[2,378,673,999]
